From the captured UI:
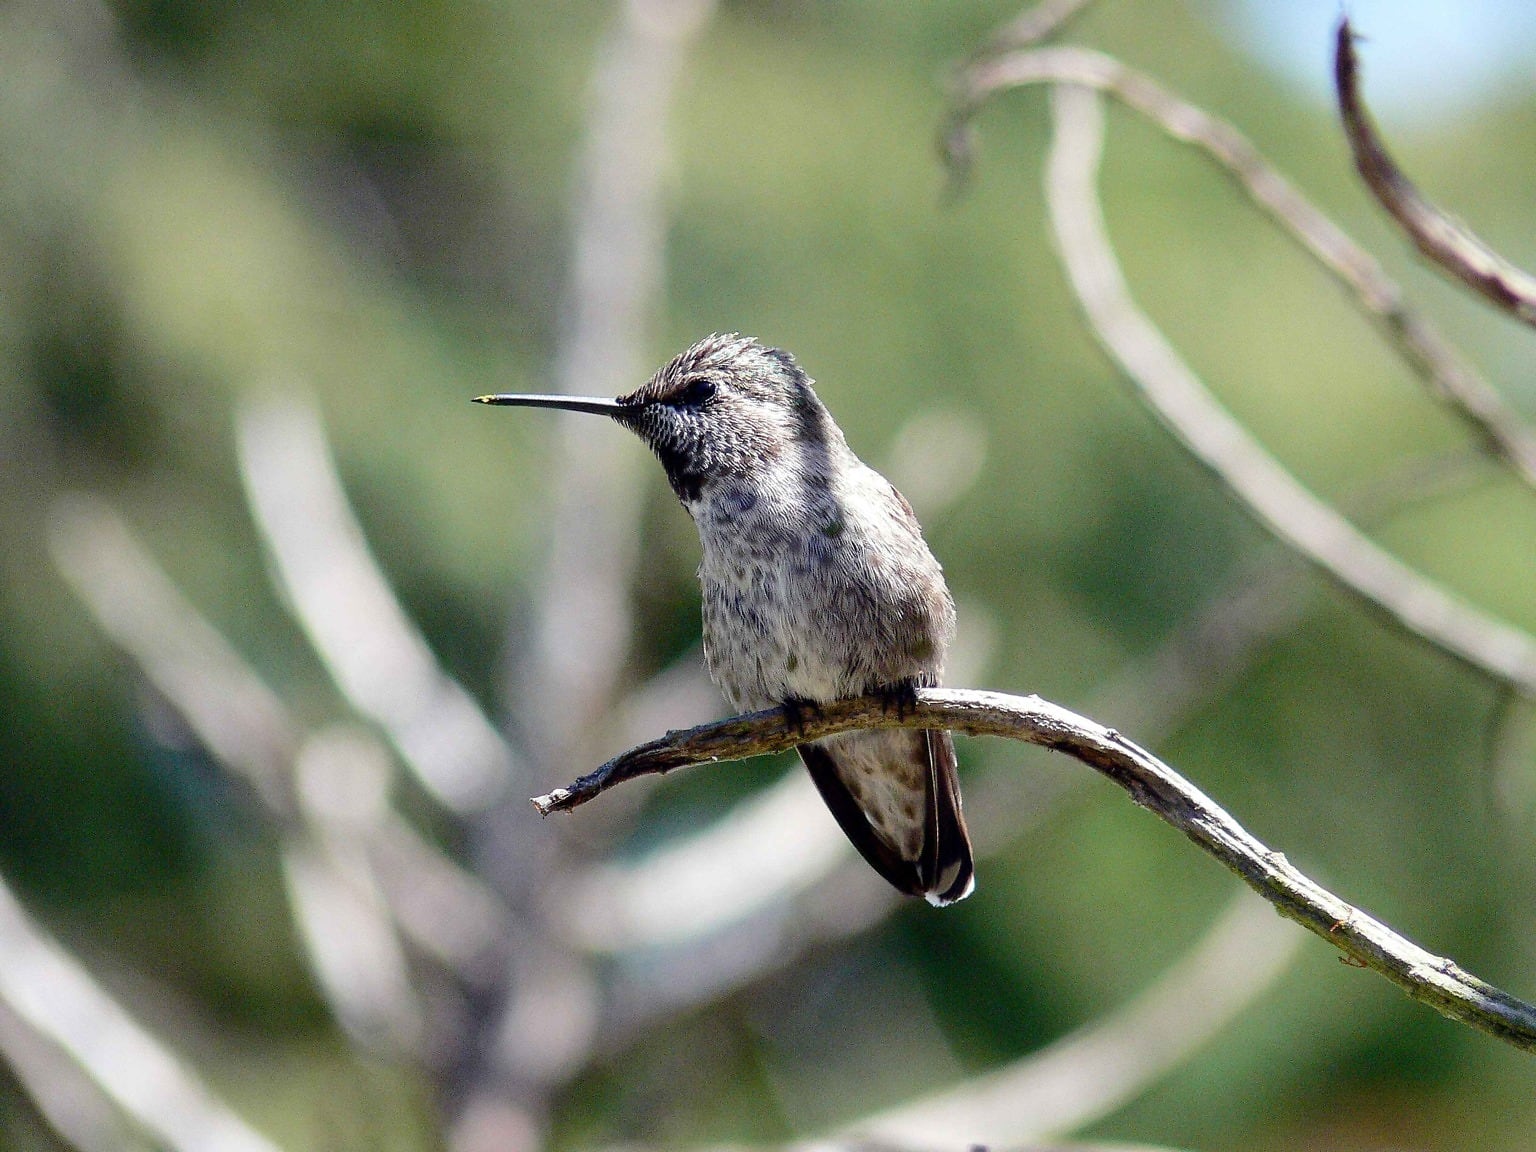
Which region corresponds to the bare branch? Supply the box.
[950,46,1536,489]
[50,497,505,990]
[1033,81,1536,691]
[945,0,1101,190]
[852,892,1299,1148]
[516,0,717,767]
[977,0,1100,58]
[237,393,517,812]
[0,874,285,1152]
[1336,18,1536,328]
[0,1000,146,1152]
[563,770,847,952]
[49,495,298,816]
[533,687,1536,1054]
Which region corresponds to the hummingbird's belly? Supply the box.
[698,541,939,712]
[693,470,951,712]
[699,564,855,711]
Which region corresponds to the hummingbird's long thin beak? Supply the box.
[473,393,625,417]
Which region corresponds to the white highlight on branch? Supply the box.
[0,875,284,1152]
[237,393,516,811]
[566,771,847,951]
[0,1000,142,1152]
[285,729,424,1053]
[49,495,295,814]
[849,891,1299,1149]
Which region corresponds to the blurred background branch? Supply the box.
[851,891,1299,1149]
[0,999,150,1152]
[236,392,517,814]
[972,0,1100,61]
[515,0,717,772]
[1040,78,1536,690]
[49,496,496,1055]
[0,874,284,1152]
[8,0,1536,1149]
[951,43,1536,490]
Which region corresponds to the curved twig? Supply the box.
[533,687,1536,1055]
[1336,18,1536,327]
[949,46,1536,490]
[974,0,1100,60]
[944,0,1102,196]
[1034,81,1536,691]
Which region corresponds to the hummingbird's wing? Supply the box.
[798,728,974,905]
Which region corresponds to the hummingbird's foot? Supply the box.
[876,679,923,720]
[781,695,823,736]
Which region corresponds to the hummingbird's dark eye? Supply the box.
[675,378,717,407]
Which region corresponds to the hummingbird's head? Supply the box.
[477,334,839,504]
[615,334,836,502]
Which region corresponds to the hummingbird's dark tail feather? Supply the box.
[799,741,924,897]
[923,729,976,906]
[798,730,974,905]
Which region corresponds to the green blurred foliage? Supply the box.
[2,0,1536,1148]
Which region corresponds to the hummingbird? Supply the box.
[477,334,974,905]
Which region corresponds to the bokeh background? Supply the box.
[4,0,1536,1149]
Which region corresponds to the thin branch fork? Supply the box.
[534,688,1536,1055]
[1336,18,1536,328]
[949,44,1536,490]
[1020,77,1536,696]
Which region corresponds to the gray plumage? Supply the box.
[478,334,974,904]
